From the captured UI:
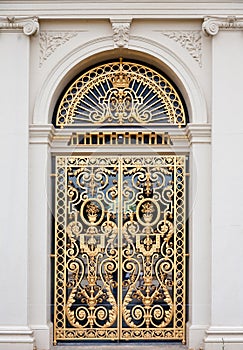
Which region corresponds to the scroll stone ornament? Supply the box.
[0,16,39,36]
[112,22,130,48]
[202,16,243,36]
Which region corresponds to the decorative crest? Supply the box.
[112,58,130,88]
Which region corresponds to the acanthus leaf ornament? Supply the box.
[0,16,39,36]
[111,20,131,48]
[202,16,243,36]
[163,31,202,67]
[39,31,78,67]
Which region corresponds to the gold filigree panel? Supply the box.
[54,59,186,128]
[54,155,186,344]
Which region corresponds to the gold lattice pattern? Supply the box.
[53,155,186,344]
[68,131,172,146]
[55,59,186,127]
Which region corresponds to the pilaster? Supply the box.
[202,17,243,350]
[186,124,211,350]
[29,125,54,350]
[0,16,39,350]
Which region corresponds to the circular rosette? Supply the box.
[80,199,105,226]
[136,198,160,227]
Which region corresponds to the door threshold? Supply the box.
[54,342,187,350]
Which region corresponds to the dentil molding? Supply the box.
[202,16,243,36]
[110,19,131,48]
[0,16,39,36]
[39,31,78,67]
[163,31,202,67]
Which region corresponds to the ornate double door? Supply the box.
[54,155,186,344]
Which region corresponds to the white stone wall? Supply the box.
[0,1,242,350]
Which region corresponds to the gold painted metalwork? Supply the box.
[55,59,186,128]
[68,131,172,146]
[54,155,186,343]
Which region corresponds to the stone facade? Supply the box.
[0,1,243,350]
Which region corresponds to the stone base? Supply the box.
[186,322,207,349]
[0,326,34,350]
[31,323,53,350]
[0,345,34,350]
[205,344,243,350]
[204,327,243,350]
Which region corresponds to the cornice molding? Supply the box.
[0,16,39,36]
[202,16,243,36]
[110,19,132,48]
[1,2,243,18]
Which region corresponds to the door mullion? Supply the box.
[118,157,123,339]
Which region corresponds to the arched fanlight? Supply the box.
[54,58,186,128]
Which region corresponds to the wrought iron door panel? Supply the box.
[54,155,186,344]
[120,156,185,341]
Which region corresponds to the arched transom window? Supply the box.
[53,59,187,128]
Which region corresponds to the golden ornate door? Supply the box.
[53,155,186,344]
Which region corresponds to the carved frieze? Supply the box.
[111,21,131,48]
[163,31,202,67]
[39,31,78,67]
[202,16,243,36]
[0,16,39,36]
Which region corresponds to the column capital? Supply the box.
[202,16,243,36]
[0,16,39,36]
[29,124,55,145]
[186,123,211,144]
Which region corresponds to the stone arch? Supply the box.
[33,36,207,125]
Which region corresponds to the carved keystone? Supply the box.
[110,19,131,48]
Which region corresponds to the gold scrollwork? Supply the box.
[55,59,186,127]
[54,155,186,343]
